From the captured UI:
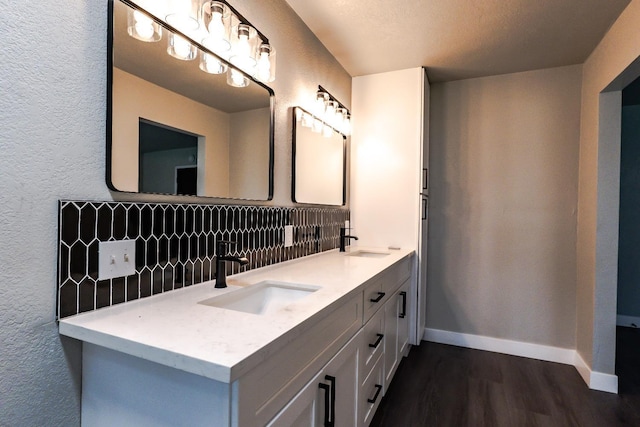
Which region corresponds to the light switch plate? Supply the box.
[98,240,136,280]
[284,225,294,247]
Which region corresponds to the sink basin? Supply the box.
[198,281,320,315]
[346,250,390,258]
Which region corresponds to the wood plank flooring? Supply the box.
[370,327,640,426]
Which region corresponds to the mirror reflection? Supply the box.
[108,0,274,200]
[292,107,346,206]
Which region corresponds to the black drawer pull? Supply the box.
[370,292,385,303]
[325,375,336,427]
[368,384,383,404]
[318,382,331,426]
[399,291,407,318]
[369,333,384,348]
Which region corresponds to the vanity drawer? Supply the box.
[360,353,384,427]
[380,256,411,295]
[362,256,412,323]
[360,307,385,380]
[363,276,388,323]
[234,293,362,427]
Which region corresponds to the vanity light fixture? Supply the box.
[302,87,351,137]
[124,0,276,86]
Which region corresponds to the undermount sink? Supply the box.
[346,250,390,258]
[198,281,320,315]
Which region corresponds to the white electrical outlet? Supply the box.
[98,240,136,280]
[344,220,350,230]
[284,225,294,247]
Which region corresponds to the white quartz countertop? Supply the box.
[59,247,414,383]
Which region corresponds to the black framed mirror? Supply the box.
[107,0,274,200]
[292,107,346,206]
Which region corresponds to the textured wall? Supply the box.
[0,0,350,424]
[428,65,582,348]
[576,0,640,374]
[618,105,640,319]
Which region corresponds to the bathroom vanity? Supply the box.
[59,248,414,426]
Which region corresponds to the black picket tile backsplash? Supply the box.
[57,201,349,319]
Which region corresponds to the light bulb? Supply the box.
[343,116,351,136]
[200,52,227,74]
[208,11,225,39]
[315,91,328,118]
[133,11,154,40]
[325,100,337,125]
[229,24,257,75]
[257,50,271,82]
[312,118,323,133]
[301,112,313,128]
[228,68,249,87]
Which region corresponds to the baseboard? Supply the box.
[574,352,618,394]
[423,328,575,365]
[616,314,640,328]
[423,328,618,394]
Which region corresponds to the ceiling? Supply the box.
[284,0,631,82]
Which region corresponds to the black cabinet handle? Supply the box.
[399,291,407,319]
[370,292,385,303]
[325,375,336,427]
[369,333,384,348]
[318,382,331,427]
[368,384,383,404]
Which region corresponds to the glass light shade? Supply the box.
[228,24,258,76]
[342,116,351,136]
[335,107,347,129]
[127,9,162,42]
[201,1,231,53]
[322,124,333,138]
[199,50,227,74]
[324,100,337,125]
[167,33,197,60]
[312,118,323,133]
[315,91,328,117]
[301,112,314,128]
[256,44,276,83]
[227,66,250,87]
[165,0,199,32]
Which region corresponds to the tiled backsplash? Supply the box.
[57,200,349,319]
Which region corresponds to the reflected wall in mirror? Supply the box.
[108,0,274,200]
[292,107,346,206]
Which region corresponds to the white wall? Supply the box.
[428,65,582,349]
[0,0,350,424]
[576,0,640,375]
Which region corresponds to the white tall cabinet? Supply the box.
[351,67,430,345]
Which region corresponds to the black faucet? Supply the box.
[215,240,249,288]
[339,227,358,252]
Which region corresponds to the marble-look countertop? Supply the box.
[59,247,414,383]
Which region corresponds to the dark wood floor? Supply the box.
[371,327,640,427]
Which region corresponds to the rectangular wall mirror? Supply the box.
[107,0,274,200]
[292,107,346,206]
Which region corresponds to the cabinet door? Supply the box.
[384,279,411,388]
[268,331,360,427]
[397,279,411,357]
[266,369,324,427]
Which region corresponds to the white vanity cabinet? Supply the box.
[61,250,416,427]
